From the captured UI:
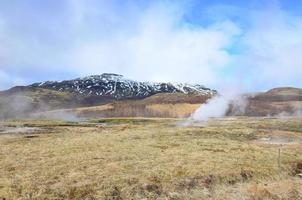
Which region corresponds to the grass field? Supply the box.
[32,103,201,119]
[0,117,302,199]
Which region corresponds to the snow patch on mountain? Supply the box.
[31,73,216,99]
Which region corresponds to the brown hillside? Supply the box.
[32,93,211,119]
[229,87,302,116]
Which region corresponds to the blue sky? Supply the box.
[0,0,301,91]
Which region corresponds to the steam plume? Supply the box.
[188,89,248,123]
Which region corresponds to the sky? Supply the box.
[0,0,302,91]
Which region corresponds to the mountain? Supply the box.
[30,73,216,99]
[0,73,216,119]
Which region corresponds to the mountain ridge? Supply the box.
[29,73,216,99]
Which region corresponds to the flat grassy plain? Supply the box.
[0,117,302,199]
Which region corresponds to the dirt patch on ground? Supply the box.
[258,130,302,138]
[252,136,302,148]
[248,179,302,200]
[251,128,302,147]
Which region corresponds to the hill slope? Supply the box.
[0,86,114,119]
[32,93,207,119]
[228,87,302,116]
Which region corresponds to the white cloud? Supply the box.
[0,1,301,91]
[0,70,25,90]
[237,4,302,89]
[0,1,241,89]
[66,2,241,85]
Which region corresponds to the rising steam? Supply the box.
[187,88,302,125]
[190,94,231,121]
[187,90,248,124]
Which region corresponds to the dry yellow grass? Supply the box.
[32,104,114,118]
[58,104,113,114]
[0,117,301,199]
[146,103,200,117]
[31,103,201,119]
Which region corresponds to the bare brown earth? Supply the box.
[244,100,302,116]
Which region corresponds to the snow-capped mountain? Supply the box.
[30,73,216,99]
